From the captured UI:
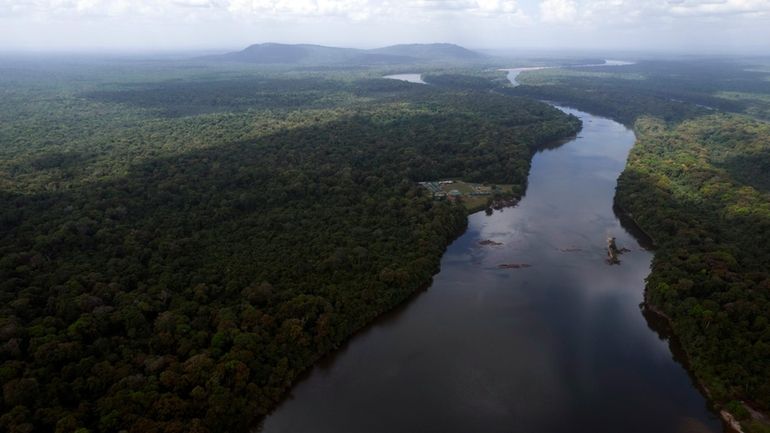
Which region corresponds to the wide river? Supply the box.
[258,70,722,433]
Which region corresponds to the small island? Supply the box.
[607,236,631,264]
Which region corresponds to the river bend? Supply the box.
[258,70,721,433]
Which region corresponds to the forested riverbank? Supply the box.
[0,60,580,433]
[514,59,770,433]
[258,99,721,433]
[3,54,767,433]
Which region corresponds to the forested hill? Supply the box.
[513,59,770,432]
[0,62,579,433]
[203,42,485,65]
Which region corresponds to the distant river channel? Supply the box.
[257,67,722,433]
[382,73,426,84]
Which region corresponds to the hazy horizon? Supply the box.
[2,0,769,55]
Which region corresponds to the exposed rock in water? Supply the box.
[720,410,746,433]
[606,236,630,264]
[498,263,531,269]
[479,239,503,246]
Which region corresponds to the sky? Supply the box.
[1,0,769,53]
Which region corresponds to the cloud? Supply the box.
[665,0,770,16]
[539,0,577,22]
[0,0,528,20]
[413,0,520,14]
[172,0,217,7]
[2,0,769,22]
[0,0,168,17]
[1,0,768,51]
[538,0,770,26]
[225,0,392,21]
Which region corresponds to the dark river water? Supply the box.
[258,71,722,433]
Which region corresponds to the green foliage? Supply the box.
[516,58,770,427]
[616,114,770,415]
[514,59,770,123]
[746,420,770,433]
[0,59,580,432]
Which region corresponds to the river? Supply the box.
[257,68,722,433]
[382,73,426,84]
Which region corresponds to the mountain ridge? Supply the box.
[201,42,485,65]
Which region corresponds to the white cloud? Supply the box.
[0,0,172,17]
[173,0,217,7]
[539,0,577,22]
[4,0,765,22]
[0,0,529,20]
[412,0,520,14]
[224,0,386,20]
[538,0,770,25]
[665,0,770,16]
[1,0,769,51]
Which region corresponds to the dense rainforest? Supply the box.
[515,59,770,432]
[514,59,770,124]
[0,59,580,433]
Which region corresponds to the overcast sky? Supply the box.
[1,0,769,53]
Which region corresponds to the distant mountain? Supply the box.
[209,43,364,65]
[202,43,485,65]
[370,43,485,61]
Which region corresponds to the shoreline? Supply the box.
[260,67,723,432]
[641,300,744,433]
[257,180,533,427]
[519,58,753,432]
[256,202,473,427]
[613,155,756,433]
[548,98,743,432]
[257,92,581,428]
[481,81,734,431]
[257,73,577,430]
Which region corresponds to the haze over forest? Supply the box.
[2,0,770,54]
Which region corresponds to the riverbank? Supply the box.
[520,62,754,432]
[642,300,748,433]
[259,95,720,433]
[610,122,757,433]
[612,122,770,433]
[510,61,764,433]
[612,180,714,413]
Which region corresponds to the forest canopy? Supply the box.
[0,60,580,433]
